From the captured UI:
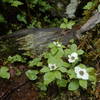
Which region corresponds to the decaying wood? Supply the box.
[76,11,100,38]
[0,11,100,58]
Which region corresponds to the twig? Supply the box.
[76,11,100,38]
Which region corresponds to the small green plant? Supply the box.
[28,0,52,12]
[0,14,6,23]
[60,18,75,29]
[2,0,23,7]
[25,41,96,91]
[83,1,97,10]
[10,0,23,7]
[27,18,42,28]
[28,57,43,67]
[2,40,96,92]
[17,14,27,24]
[7,54,26,63]
[83,1,94,10]
[0,66,10,79]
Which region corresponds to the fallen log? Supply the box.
[0,11,100,58]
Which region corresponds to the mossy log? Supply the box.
[0,11,100,59]
[0,28,77,58]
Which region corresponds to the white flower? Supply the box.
[53,41,61,47]
[75,66,89,80]
[68,52,78,63]
[48,64,57,70]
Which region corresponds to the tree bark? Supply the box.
[0,11,100,58]
[0,28,76,58]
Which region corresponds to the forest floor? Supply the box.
[0,24,100,100]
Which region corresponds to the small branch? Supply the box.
[76,11,100,38]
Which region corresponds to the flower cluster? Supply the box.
[67,52,89,80]
[24,41,96,91]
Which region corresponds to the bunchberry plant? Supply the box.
[2,41,96,92]
[25,41,96,91]
[7,54,26,63]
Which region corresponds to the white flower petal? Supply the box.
[48,64,57,70]
[68,52,78,63]
[71,52,78,58]
[53,41,61,47]
[74,66,89,80]
[57,44,61,47]
[81,72,89,80]
[68,55,71,58]
[53,42,57,45]
[68,58,75,63]
[75,66,81,73]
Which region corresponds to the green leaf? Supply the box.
[77,64,84,69]
[37,82,47,91]
[48,56,57,64]
[79,80,87,89]
[0,67,10,79]
[8,54,26,63]
[83,2,93,10]
[11,1,23,7]
[51,47,58,55]
[55,48,64,58]
[37,62,43,66]
[63,18,68,23]
[88,68,96,82]
[66,21,75,29]
[64,49,71,56]
[68,80,79,91]
[48,43,55,48]
[17,14,27,24]
[57,79,68,87]
[54,71,61,80]
[44,72,55,85]
[58,67,67,73]
[70,44,77,51]
[89,75,96,82]
[48,56,63,68]
[40,66,50,73]
[69,39,75,43]
[63,62,70,68]
[87,67,95,73]
[60,23,67,29]
[25,70,38,81]
[77,50,84,55]
[28,58,42,67]
[67,69,76,79]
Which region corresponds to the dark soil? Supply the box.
[0,74,38,100]
[0,74,99,100]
